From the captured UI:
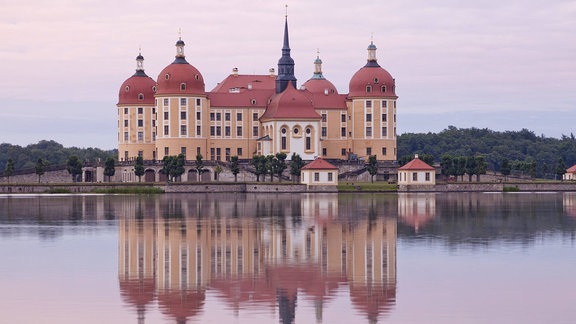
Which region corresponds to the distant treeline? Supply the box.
[0,140,116,172]
[398,126,576,179]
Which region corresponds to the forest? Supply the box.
[397,126,576,179]
[1,126,575,179]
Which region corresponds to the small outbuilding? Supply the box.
[301,158,339,187]
[398,154,436,185]
[564,164,576,180]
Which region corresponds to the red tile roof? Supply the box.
[210,74,276,92]
[302,158,338,170]
[567,164,576,173]
[398,158,435,171]
[260,82,321,121]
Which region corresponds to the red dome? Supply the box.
[348,65,396,98]
[118,73,156,105]
[260,82,321,120]
[156,62,205,96]
[302,78,338,95]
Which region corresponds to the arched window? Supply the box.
[281,127,287,150]
[138,93,144,100]
[305,127,312,151]
[381,85,386,93]
[180,83,186,91]
[366,85,372,93]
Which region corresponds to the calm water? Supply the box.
[0,192,575,324]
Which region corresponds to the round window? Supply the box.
[293,128,299,135]
[125,86,130,92]
[306,128,311,134]
[281,128,287,134]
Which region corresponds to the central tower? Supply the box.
[275,16,297,93]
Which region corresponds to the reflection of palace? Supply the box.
[118,194,397,323]
[397,193,436,232]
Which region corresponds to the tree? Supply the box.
[474,155,488,182]
[162,156,174,182]
[170,154,186,182]
[265,154,275,182]
[66,155,83,182]
[465,156,476,182]
[275,153,287,182]
[289,153,304,183]
[420,154,435,166]
[366,155,378,183]
[195,154,205,180]
[104,157,116,182]
[35,158,48,183]
[4,158,14,183]
[230,156,240,182]
[214,164,223,181]
[134,156,145,182]
[555,157,566,181]
[440,154,454,180]
[455,156,467,182]
[251,155,266,182]
[500,158,511,181]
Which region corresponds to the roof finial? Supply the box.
[178,28,182,40]
[285,4,288,18]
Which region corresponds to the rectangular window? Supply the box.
[124,120,128,127]
[322,127,327,137]
[314,172,320,182]
[216,148,221,161]
[366,100,372,108]
[236,126,242,137]
[382,114,387,122]
[180,111,186,120]
[163,98,169,106]
[237,147,243,156]
[225,126,231,137]
[152,132,156,141]
[322,148,327,156]
[281,136,287,150]
[210,126,215,136]
[164,125,169,135]
[413,173,418,181]
[394,101,397,108]
[366,127,372,137]
[152,120,156,127]
[341,148,346,156]
[366,147,372,156]
[366,114,372,122]
[138,119,143,127]
[197,147,201,156]
[225,148,231,161]
[180,98,187,106]
[210,113,215,121]
[322,114,327,122]
[137,131,143,141]
[382,127,387,137]
[382,147,387,156]
[328,172,333,182]
[180,125,187,135]
[216,113,221,121]
[164,112,169,120]
[196,112,201,120]
[382,100,387,108]
[124,132,128,141]
[164,147,169,155]
[210,148,215,160]
[196,125,201,136]
[124,151,128,161]
[124,108,128,114]
[181,147,187,156]
[425,172,431,181]
[252,112,258,121]
[196,98,201,106]
[253,126,259,137]
[152,108,156,115]
[225,113,230,121]
[341,114,346,123]
[216,126,221,136]
[236,112,242,121]
[341,127,346,137]
[138,107,143,114]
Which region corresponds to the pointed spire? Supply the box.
[276,11,297,93]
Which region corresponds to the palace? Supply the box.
[117,17,398,163]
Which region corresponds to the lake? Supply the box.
[0,192,574,324]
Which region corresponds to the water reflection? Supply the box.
[118,193,397,323]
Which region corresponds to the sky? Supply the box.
[1,0,575,149]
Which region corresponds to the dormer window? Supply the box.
[251,99,257,105]
[381,85,386,93]
[180,83,186,91]
[152,86,157,93]
[125,86,130,92]
[374,77,379,84]
[165,73,170,80]
[138,93,144,101]
[366,85,372,93]
[194,74,199,80]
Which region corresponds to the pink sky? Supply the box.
[1,0,575,148]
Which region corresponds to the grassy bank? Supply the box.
[338,182,398,192]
